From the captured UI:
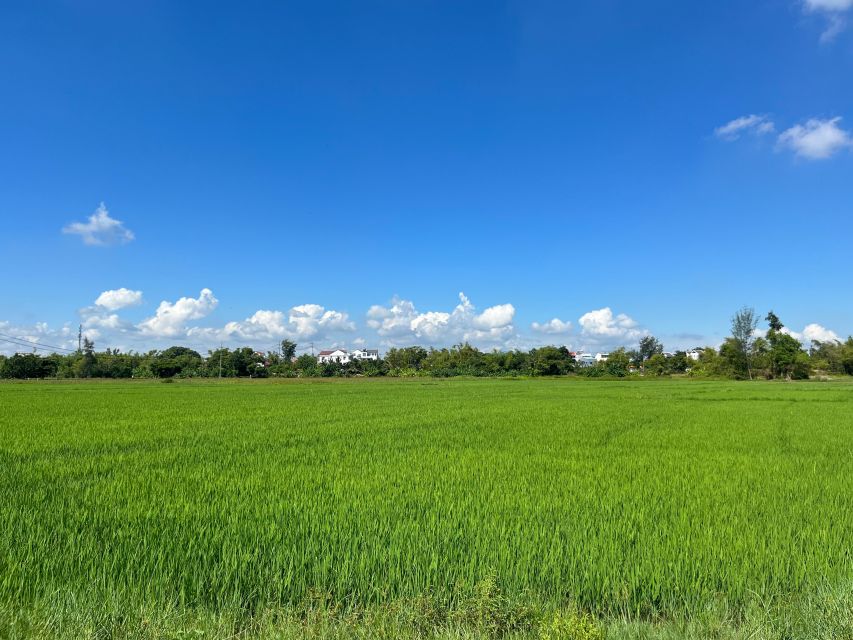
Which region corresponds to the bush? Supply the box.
[540,609,604,640]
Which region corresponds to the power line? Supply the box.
[0,332,77,353]
[0,336,71,354]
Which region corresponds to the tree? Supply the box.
[730,307,758,379]
[638,336,663,363]
[842,337,853,375]
[669,351,689,373]
[645,353,668,376]
[529,346,574,376]
[152,346,202,378]
[604,348,631,377]
[280,340,297,361]
[1,353,56,379]
[74,337,98,378]
[810,339,844,373]
[766,311,783,333]
[765,313,809,380]
[385,346,428,371]
[719,338,749,379]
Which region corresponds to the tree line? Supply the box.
[1,310,851,380]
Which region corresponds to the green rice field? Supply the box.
[2,378,853,638]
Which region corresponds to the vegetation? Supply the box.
[1,378,853,638]
[2,309,851,382]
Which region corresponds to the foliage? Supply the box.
[540,609,604,640]
[730,307,759,379]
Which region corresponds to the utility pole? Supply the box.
[77,325,82,354]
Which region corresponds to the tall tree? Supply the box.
[280,340,297,361]
[638,336,663,370]
[731,306,758,379]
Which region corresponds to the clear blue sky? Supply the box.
[1,0,851,354]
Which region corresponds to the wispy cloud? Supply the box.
[63,203,135,246]
[803,0,853,42]
[714,115,775,141]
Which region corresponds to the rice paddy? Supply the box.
[1,377,852,638]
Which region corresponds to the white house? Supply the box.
[686,348,703,361]
[595,352,609,363]
[316,348,379,364]
[351,349,379,361]
[317,349,351,364]
[571,352,596,367]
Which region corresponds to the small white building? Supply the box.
[595,352,609,363]
[571,352,596,367]
[351,349,379,361]
[317,349,351,364]
[686,348,703,361]
[317,348,379,364]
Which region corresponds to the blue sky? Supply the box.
[1,0,851,355]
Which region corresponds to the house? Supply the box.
[686,348,703,361]
[595,352,609,363]
[571,352,596,367]
[317,349,351,364]
[351,349,379,361]
[316,348,380,364]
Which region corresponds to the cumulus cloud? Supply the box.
[715,115,775,140]
[780,322,842,345]
[138,288,218,337]
[777,117,853,159]
[63,203,135,246]
[367,292,516,347]
[531,318,573,334]
[95,288,143,311]
[802,323,841,343]
[578,307,646,346]
[209,304,355,341]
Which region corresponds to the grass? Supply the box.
[1,377,852,638]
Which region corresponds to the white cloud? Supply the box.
[473,303,516,330]
[802,323,841,343]
[367,292,516,347]
[805,0,853,9]
[83,313,124,330]
[578,307,646,347]
[211,304,355,341]
[803,0,853,41]
[715,115,775,140]
[819,14,847,42]
[63,203,135,246]
[0,321,80,355]
[138,288,218,337]
[531,318,573,334]
[777,117,853,159]
[773,323,841,346]
[95,288,143,311]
